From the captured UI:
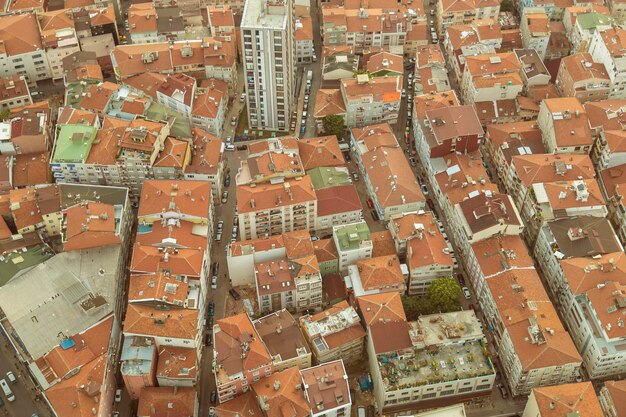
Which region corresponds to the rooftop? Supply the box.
[333,221,371,252]
[542,216,622,259]
[300,301,366,353]
[52,124,98,164]
[301,360,350,413]
[532,382,603,417]
[253,310,310,364]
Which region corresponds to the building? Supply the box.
[253,310,311,371]
[569,12,614,55]
[437,0,501,36]
[137,387,197,417]
[332,222,373,271]
[357,292,407,327]
[368,311,496,412]
[599,380,626,417]
[520,9,550,59]
[444,22,501,85]
[514,49,551,90]
[340,75,402,127]
[0,76,31,110]
[255,259,296,314]
[522,383,604,417]
[589,27,626,99]
[460,52,523,104]
[213,313,273,403]
[388,212,454,295]
[299,301,366,365]
[348,255,406,297]
[556,53,611,102]
[600,164,626,243]
[295,17,314,64]
[241,0,296,131]
[183,128,224,200]
[536,97,593,154]
[156,73,196,123]
[301,360,351,417]
[253,367,309,417]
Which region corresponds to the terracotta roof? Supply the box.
[0,76,29,102]
[85,117,129,165]
[45,354,107,417]
[215,313,272,377]
[0,13,42,56]
[407,224,452,270]
[341,76,402,102]
[79,81,118,114]
[128,271,190,305]
[192,79,227,118]
[537,179,605,211]
[357,292,406,326]
[356,255,404,291]
[313,238,338,263]
[533,382,603,417]
[185,127,223,176]
[157,346,197,381]
[57,107,98,126]
[252,367,310,417]
[138,180,211,219]
[112,43,175,78]
[283,230,314,259]
[208,5,235,29]
[298,136,345,170]
[316,185,362,217]
[158,73,196,106]
[545,216,622,258]
[128,3,158,33]
[314,89,346,118]
[600,163,626,199]
[435,152,497,207]
[371,230,396,258]
[511,154,595,187]
[295,16,313,41]
[542,97,593,148]
[154,137,189,168]
[599,27,626,58]
[366,52,403,74]
[584,100,626,131]
[237,176,317,214]
[137,387,196,417]
[413,90,460,120]
[350,122,398,151]
[136,220,208,251]
[12,152,50,187]
[215,391,262,417]
[471,235,534,277]
[253,310,309,363]
[362,146,423,209]
[63,201,119,251]
[124,304,198,340]
[560,52,609,84]
[229,235,285,258]
[369,320,412,354]
[458,192,521,234]
[603,380,626,417]
[425,105,484,145]
[486,121,545,164]
[300,360,350,414]
[255,259,294,296]
[131,244,204,276]
[123,72,168,99]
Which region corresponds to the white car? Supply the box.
[462,286,471,299]
[401,89,406,98]
[211,276,218,289]
[239,93,246,102]
[225,144,235,151]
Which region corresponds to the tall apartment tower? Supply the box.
[241,0,296,131]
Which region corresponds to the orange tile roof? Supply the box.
[57,107,99,126]
[128,3,158,33]
[600,164,626,199]
[350,123,397,149]
[543,97,593,147]
[295,16,313,41]
[366,51,403,74]
[154,137,189,168]
[46,354,107,417]
[357,292,406,326]
[136,220,208,251]
[124,303,198,340]
[313,238,338,263]
[138,180,211,219]
[215,391,262,417]
[123,72,168,99]
[533,382,603,417]
[435,152,496,206]
[192,79,227,118]
[511,154,595,187]
[208,6,235,28]
[156,346,197,381]
[237,176,317,214]
[362,146,424,208]
[0,13,42,56]
[298,136,345,170]
[184,127,223,176]
[413,91,460,119]
[283,230,315,259]
[561,52,609,84]
[255,259,294,296]
[131,243,204,277]
[12,152,50,187]
[230,234,285,257]
[314,89,346,118]
[41,316,112,382]
[137,387,196,417]
[603,380,626,416]
[407,224,452,270]
[356,255,404,291]
[539,179,605,211]
[112,43,174,78]
[79,82,118,114]
[371,230,396,258]
[215,313,272,377]
[63,201,119,251]
[316,185,362,217]
[471,235,534,277]
[300,360,350,413]
[341,76,402,102]
[85,116,128,165]
[128,271,190,305]
[252,367,310,417]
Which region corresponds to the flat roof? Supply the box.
[333,222,371,252]
[241,0,288,30]
[0,245,120,359]
[0,244,54,286]
[52,124,98,163]
[307,167,351,190]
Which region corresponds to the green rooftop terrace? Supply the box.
[334,222,370,252]
[145,102,192,139]
[0,245,54,286]
[52,124,98,163]
[307,167,351,190]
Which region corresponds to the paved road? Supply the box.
[0,331,49,417]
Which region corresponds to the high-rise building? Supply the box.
[241,0,296,131]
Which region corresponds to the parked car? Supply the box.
[211,276,218,289]
[229,288,241,300]
[205,333,213,347]
[498,384,508,399]
[115,389,122,403]
[211,262,219,276]
[221,190,228,203]
[215,232,222,242]
[208,301,215,316]
[225,144,235,151]
[352,172,359,182]
[456,273,466,285]
[401,89,406,98]
[224,174,231,188]
[209,407,216,417]
[0,397,4,407]
[236,144,248,151]
[230,116,237,126]
[232,225,238,238]
[421,184,429,196]
[371,210,380,221]
[462,286,471,300]
[5,372,15,384]
[240,93,246,102]
[211,390,217,404]
[409,157,417,167]
[366,198,374,209]
[217,220,224,230]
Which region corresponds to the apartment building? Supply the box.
[253,310,311,372]
[207,6,236,37]
[522,383,604,417]
[0,76,31,110]
[301,360,352,417]
[368,311,496,411]
[460,52,523,104]
[0,101,50,155]
[340,75,402,127]
[599,380,626,417]
[252,367,310,417]
[556,53,611,102]
[299,301,366,365]
[332,222,373,271]
[443,21,502,84]
[156,73,196,124]
[356,292,407,327]
[608,0,626,23]
[213,313,273,403]
[536,97,593,154]
[437,0,500,37]
[241,0,296,131]
[295,17,314,64]
[236,177,317,240]
[348,255,406,297]
[514,49,551,90]
[0,13,52,86]
[568,12,614,55]
[349,123,399,172]
[255,259,297,314]
[520,9,550,59]
[589,27,626,99]
[599,164,626,243]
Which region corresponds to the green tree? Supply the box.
[402,295,435,320]
[0,109,10,122]
[500,0,514,12]
[322,114,346,141]
[427,276,461,313]
[354,69,369,76]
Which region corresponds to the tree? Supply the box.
[401,295,435,320]
[322,114,346,141]
[0,109,10,122]
[427,276,461,313]
[500,0,514,12]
